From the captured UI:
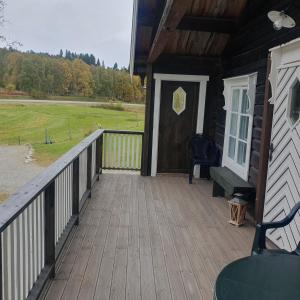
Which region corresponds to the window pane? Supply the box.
[230,113,238,136]
[289,80,300,125]
[232,89,240,112]
[241,90,249,113]
[228,137,236,159]
[239,116,249,141]
[237,141,247,165]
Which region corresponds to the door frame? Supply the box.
[151,73,209,176]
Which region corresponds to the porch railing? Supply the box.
[103,130,143,171]
[0,129,143,300]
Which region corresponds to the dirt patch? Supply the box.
[0,192,9,203]
[0,145,45,202]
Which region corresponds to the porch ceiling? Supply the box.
[132,0,264,76]
[45,173,254,299]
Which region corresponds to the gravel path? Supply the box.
[0,145,45,201]
[0,99,145,109]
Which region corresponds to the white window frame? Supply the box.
[222,73,257,181]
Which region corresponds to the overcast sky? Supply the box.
[1,0,134,67]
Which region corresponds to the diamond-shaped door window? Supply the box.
[288,78,300,126]
[172,87,186,115]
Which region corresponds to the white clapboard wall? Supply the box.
[264,40,300,251]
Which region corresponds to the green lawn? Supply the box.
[0,103,144,165]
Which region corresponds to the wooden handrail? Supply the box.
[0,129,104,232]
[104,129,144,135]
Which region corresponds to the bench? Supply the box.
[210,167,255,200]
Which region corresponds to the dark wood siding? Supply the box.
[215,0,300,187]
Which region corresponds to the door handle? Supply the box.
[269,143,274,162]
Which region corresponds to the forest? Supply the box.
[0,48,145,103]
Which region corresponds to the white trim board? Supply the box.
[222,73,257,181]
[151,73,209,177]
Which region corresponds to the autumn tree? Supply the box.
[0,47,145,102]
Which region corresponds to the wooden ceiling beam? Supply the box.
[147,0,194,64]
[177,16,238,34]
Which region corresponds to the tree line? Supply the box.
[0,48,145,103]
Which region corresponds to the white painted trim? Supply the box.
[151,77,162,177]
[129,0,139,78]
[196,80,208,134]
[153,73,209,82]
[269,38,300,104]
[222,73,257,181]
[151,73,209,177]
[286,67,300,129]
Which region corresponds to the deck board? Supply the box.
[45,174,255,300]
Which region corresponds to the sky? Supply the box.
[1,0,134,67]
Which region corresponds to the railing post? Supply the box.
[96,136,103,176]
[44,181,55,278]
[72,157,80,225]
[87,144,92,193]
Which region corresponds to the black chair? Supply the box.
[188,134,220,184]
[252,201,300,256]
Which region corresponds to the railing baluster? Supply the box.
[116,135,120,168]
[64,170,67,231]
[24,208,29,297]
[122,134,126,169]
[110,134,113,168]
[41,193,45,275]
[136,135,139,170]
[29,203,33,289]
[113,134,117,169]
[45,181,55,278]
[2,228,9,300]
[34,200,38,281]
[126,135,130,169]
[18,217,23,299]
[36,198,41,282]
[12,221,17,300]
[103,134,107,168]
[131,135,135,169]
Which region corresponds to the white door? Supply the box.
[264,38,300,251]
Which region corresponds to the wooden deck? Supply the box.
[44,173,255,300]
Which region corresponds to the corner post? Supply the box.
[87,144,92,193]
[72,157,80,225]
[141,64,153,176]
[96,135,103,177]
[255,55,273,224]
[44,180,55,278]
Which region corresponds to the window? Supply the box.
[288,79,300,126]
[222,73,257,180]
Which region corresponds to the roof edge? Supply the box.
[130,0,139,78]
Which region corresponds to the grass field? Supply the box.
[0,103,144,165]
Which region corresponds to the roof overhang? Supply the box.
[130,0,268,77]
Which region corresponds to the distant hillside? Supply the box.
[0,48,145,103]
